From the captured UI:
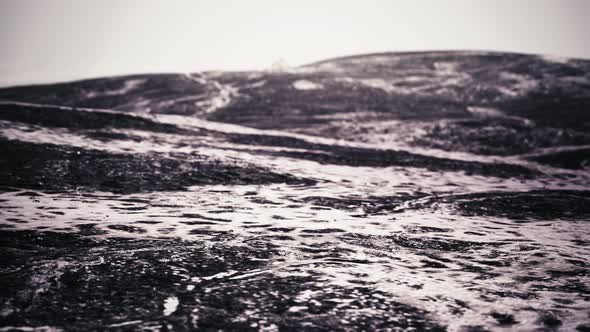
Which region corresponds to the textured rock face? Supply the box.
[0,51,589,331]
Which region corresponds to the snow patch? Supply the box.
[434,62,459,75]
[541,54,570,64]
[185,73,237,114]
[358,78,395,93]
[466,106,506,118]
[293,80,323,90]
[163,296,179,316]
[499,72,539,96]
[467,106,533,126]
[85,79,145,98]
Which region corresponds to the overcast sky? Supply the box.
[0,0,588,87]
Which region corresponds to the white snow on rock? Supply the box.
[163,296,179,316]
[541,54,570,64]
[85,79,145,98]
[293,80,323,90]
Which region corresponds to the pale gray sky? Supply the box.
[0,0,588,87]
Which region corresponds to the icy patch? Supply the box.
[293,80,323,90]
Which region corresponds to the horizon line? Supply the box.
[1,48,588,89]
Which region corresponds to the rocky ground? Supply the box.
[0,51,589,331]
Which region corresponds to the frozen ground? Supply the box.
[1,51,589,331]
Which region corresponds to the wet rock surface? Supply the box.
[1,51,590,331]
